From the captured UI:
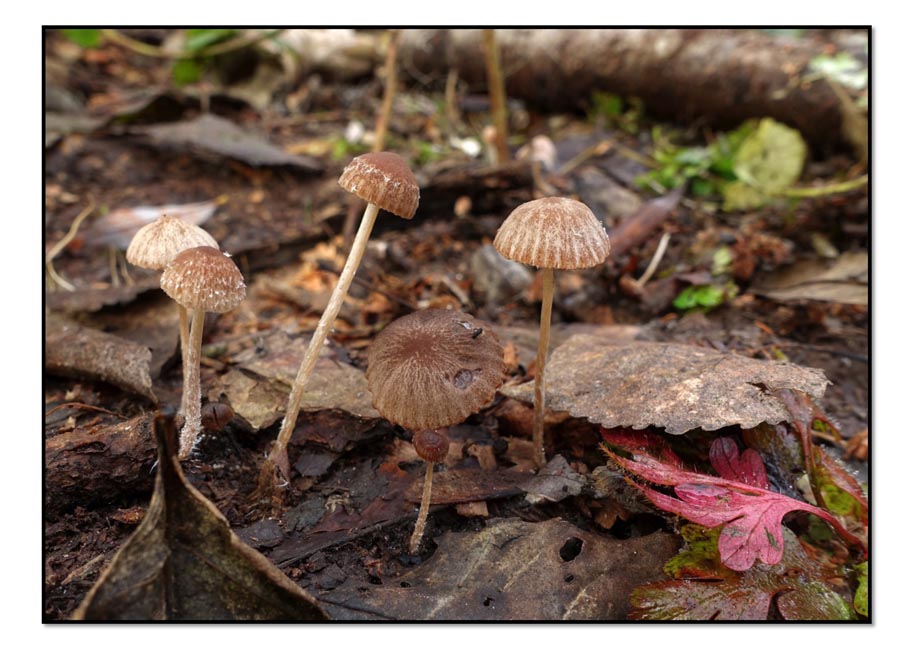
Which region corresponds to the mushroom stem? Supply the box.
[179,309,205,459]
[268,201,381,478]
[178,305,191,416]
[410,460,435,554]
[533,267,554,467]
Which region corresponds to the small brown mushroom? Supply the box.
[160,246,245,458]
[493,197,610,466]
[366,309,504,553]
[126,215,219,417]
[261,152,419,493]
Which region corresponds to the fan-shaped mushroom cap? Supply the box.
[126,215,219,270]
[366,310,504,431]
[338,152,419,219]
[493,197,610,270]
[160,246,246,313]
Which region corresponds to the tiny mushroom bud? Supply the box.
[493,197,610,466]
[259,151,419,495]
[161,246,245,458]
[366,309,504,553]
[126,215,220,418]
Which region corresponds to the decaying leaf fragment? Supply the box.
[73,409,327,621]
[630,524,856,620]
[502,336,829,435]
[318,518,679,620]
[753,251,868,305]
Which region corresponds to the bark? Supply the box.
[45,413,157,512]
[397,29,859,150]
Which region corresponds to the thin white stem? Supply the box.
[179,309,205,459]
[635,232,671,288]
[271,201,381,464]
[178,305,191,416]
[409,461,435,554]
[533,268,554,467]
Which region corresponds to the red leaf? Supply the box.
[709,437,769,489]
[606,448,864,571]
[600,428,685,468]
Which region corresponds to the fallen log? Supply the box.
[397,29,864,152]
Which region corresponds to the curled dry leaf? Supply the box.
[72,409,327,621]
[752,250,868,306]
[502,335,829,435]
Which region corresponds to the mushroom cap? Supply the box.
[493,197,610,269]
[338,152,419,219]
[413,429,449,463]
[366,309,504,431]
[126,215,219,270]
[160,246,246,313]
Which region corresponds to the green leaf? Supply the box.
[809,52,868,91]
[61,29,102,48]
[184,28,237,53]
[722,180,767,211]
[733,118,807,193]
[853,562,868,617]
[171,59,204,86]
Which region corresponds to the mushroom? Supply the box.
[365,309,504,553]
[260,151,419,491]
[160,246,246,458]
[126,215,219,417]
[493,197,610,466]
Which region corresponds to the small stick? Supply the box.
[635,231,672,288]
[482,29,510,164]
[372,30,400,153]
[46,198,95,291]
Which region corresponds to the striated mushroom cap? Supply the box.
[126,215,219,270]
[338,152,419,219]
[493,197,610,270]
[366,309,504,431]
[160,246,246,313]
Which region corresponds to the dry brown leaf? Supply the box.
[317,518,679,620]
[210,329,379,430]
[502,336,828,435]
[73,410,327,621]
[753,251,868,305]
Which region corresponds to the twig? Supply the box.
[635,232,671,287]
[482,29,510,164]
[46,197,95,292]
[780,175,869,198]
[557,140,612,176]
[44,402,127,420]
[372,30,400,153]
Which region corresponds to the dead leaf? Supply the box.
[317,518,679,620]
[78,199,219,250]
[502,336,829,435]
[210,329,379,430]
[753,251,868,305]
[138,114,321,172]
[73,409,327,621]
[46,314,156,402]
[405,467,528,505]
[522,455,588,503]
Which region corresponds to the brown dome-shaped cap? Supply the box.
[493,197,610,270]
[126,215,219,270]
[160,246,246,313]
[413,429,449,463]
[338,152,419,219]
[366,309,504,431]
